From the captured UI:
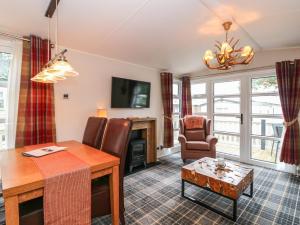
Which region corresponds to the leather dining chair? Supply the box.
[91,118,132,225]
[82,117,108,149]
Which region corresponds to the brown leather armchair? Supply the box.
[82,117,107,149]
[179,116,217,162]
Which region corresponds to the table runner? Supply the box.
[32,150,91,225]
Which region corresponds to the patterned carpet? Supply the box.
[1,153,300,225]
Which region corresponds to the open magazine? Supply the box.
[22,146,67,157]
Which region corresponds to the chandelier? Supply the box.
[31,0,78,83]
[203,21,254,70]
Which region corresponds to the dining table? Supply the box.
[0,140,120,225]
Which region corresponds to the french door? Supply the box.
[212,80,242,157]
[192,69,283,169]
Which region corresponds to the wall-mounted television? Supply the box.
[111,77,151,108]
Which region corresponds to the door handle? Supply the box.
[240,113,243,125]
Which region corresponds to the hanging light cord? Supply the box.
[56,0,58,54]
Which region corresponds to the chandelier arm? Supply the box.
[231,39,240,50]
[214,44,221,51]
[228,37,234,45]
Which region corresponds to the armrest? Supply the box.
[178,134,187,144]
[206,135,218,147]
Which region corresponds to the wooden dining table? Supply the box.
[0,140,120,225]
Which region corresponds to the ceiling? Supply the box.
[1,0,300,74]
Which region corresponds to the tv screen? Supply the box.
[111,77,151,108]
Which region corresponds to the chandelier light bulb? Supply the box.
[241,45,253,57]
[204,50,214,61]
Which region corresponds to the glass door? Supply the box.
[212,80,242,157]
[249,76,283,164]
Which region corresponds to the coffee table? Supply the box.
[181,157,253,221]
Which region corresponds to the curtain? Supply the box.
[276,59,300,165]
[181,76,192,117]
[161,72,174,148]
[15,35,56,147]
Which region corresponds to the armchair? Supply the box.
[178,116,217,162]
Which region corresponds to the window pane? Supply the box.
[251,138,278,163]
[0,52,12,81]
[214,81,240,95]
[173,114,180,130]
[173,98,180,113]
[214,97,240,114]
[252,96,282,115]
[174,130,179,144]
[192,98,207,113]
[214,116,240,133]
[252,76,278,93]
[191,83,206,96]
[252,118,283,137]
[173,83,179,96]
[214,133,240,156]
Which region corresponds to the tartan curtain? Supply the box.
[15,35,56,147]
[161,72,174,148]
[181,76,192,117]
[276,59,300,165]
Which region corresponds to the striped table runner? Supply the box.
[32,151,91,225]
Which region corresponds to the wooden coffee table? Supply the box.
[181,157,253,221]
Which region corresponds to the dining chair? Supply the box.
[92,118,132,225]
[82,117,108,149]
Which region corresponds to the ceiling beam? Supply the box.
[45,0,61,18]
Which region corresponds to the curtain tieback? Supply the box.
[164,115,173,121]
[284,118,298,127]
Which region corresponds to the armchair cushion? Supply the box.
[186,141,209,150]
[185,130,205,141]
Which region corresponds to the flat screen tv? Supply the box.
[111,77,151,108]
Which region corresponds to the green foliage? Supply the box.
[252,76,278,90]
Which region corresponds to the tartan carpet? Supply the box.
[0,153,299,225]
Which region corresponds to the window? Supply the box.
[191,82,207,115]
[0,39,22,150]
[173,80,181,145]
[250,76,283,163]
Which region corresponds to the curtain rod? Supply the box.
[189,65,275,80]
[0,32,30,42]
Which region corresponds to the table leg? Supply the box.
[233,199,237,221]
[110,165,119,225]
[5,196,19,225]
[250,181,254,197]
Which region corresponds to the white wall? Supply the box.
[54,48,163,147]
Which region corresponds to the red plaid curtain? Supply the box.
[161,72,174,148]
[15,35,56,147]
[276,59,300,165]
[181,76,192,117]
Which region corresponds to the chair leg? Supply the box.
[120,209,125,225]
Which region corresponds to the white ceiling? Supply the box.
[1,0,300,74]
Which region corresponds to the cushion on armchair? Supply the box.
[186,141,209,150]
[185,130,205,141]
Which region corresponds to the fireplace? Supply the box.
[126,130,147,173]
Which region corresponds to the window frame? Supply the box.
[191,81,207,116]
[173,79,182,145]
